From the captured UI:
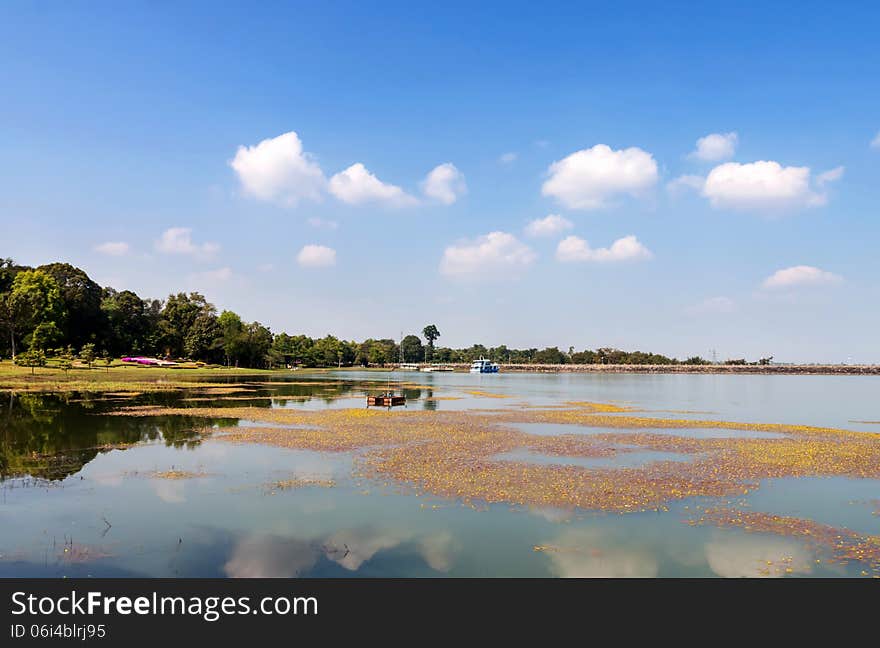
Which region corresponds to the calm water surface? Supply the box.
[2,371,878,577]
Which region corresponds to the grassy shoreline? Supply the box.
[1,359,878,394]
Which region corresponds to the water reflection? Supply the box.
[3,372,879,578]
[704,532,814,578]
[223,528,456,577]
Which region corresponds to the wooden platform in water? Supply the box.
[367,395,406,407]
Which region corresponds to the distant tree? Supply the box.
[15,349,46,374]
[400,335,424,363]
[37,263,103,348]
[28,321,62,351]
[4,269,65,358]
[422,324,440,361]
[101,289,152,354]
[533,347,566,364]
[367,340,388,366]
[79,342,97,368]
[217,310,245,366]
[101,350,113,373]
[160,292,213,358]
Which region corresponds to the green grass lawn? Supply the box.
[0,359,281,393]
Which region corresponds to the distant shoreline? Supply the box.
[397,363,880,376]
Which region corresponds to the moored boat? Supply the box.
[469,358,499,373]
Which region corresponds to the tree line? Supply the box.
[0,257,711,369]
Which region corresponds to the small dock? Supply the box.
[367,394,406,408]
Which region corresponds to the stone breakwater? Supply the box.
[409,364,880,375]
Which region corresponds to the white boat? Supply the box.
[469,358,499,373]
[420,365,454,372]
[398,363,420,371]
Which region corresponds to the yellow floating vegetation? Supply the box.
[464,390,509,399]
[267,477,335,492]
[106,403,880,523]
[150,470,209,480]
[563,401,635,413]
[691,507,880,576]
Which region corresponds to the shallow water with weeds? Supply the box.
[2,371,879,577]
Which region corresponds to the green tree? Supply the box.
[217,310,245,366]
[4,269,65,358]
[79,342,97,368]
[159,292,213,358]
[37,263,103,348]
[101,289,152,354]
[400,335,424,363]
[422,324,440,361]
[28,321,62,351]
[15,349,47,374]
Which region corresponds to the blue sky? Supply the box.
[1,1,878,362]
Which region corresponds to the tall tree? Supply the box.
[4,269,65,358]
[159,292,214,358]
[400,335,424,363]
[422,324,440,361]
[101,288,152,354]
[37,263,103,348]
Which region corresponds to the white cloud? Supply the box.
[556,234,652,263]
[328,163,417,207]
[155,227,219,258]
[297,244,336,268]
[687,296,736,315]
[421,163,467,205]
[499,152,518,164]
[871,131,880,149]
[525,214,573,237]
[702,160,832,211]
[541,144,658,209]
[689,132,738,161]
[762,265,842,290]
[94,241,130,256]
[705,534,813,578]
[440,231,536,280]
[307,217,338,230]
[816,165,845,187]
[230,131,326,206]
[667,174,705,195]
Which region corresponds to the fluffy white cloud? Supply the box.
[687,296,736,315]
[156,227,219,258]
[421,163,467,205]
[702,160,832,211]
[328,163,417,207]
[871,131,880,149]
[94,241,130,256]
[440,231,536,279]
[762,265,841,290]
[525,214,573,237]
[689,132,738,161]
[230,131,326,206]
[499,152,518,164]
[541,144,658,209]
[556,234,652,263]
[297,244,336,268]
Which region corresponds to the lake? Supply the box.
[2,371,879,578]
